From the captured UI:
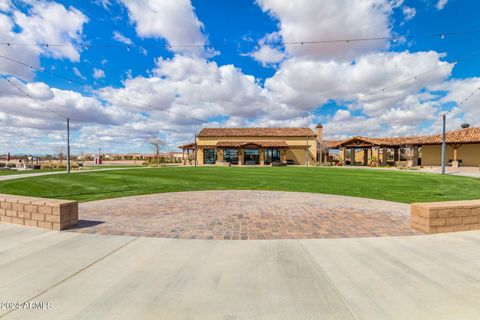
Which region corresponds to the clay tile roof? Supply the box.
[215,141,288,148]
[326,126,480,148]
[197,127,316,138]
[178,143,195,149]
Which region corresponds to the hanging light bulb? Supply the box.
[127,45,131,51]
[441,33,445,40]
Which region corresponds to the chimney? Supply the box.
[315,123,323,143]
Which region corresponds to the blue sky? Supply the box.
[0,0,479,154]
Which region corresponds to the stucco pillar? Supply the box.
[217,149,224,162]
[382,147,388,166]
[411,145,419,166]
[238,148,243,165]
[363,148,369,166]
[342,147,347,166]
[350,148,356,166]
[260,148,265,166]
[281,149,287,162]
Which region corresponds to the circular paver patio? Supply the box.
[72,190,422,239]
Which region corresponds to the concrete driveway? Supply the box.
[1,223,480,319]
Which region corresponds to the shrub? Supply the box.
[0,163,5,168]
[6,163,16,168]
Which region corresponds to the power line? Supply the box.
[0,73,67,120]
[1,29,479,50]
[356,50,480,101]
[0,55,208,124]
[458,86,480,106]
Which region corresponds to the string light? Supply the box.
[0,29,479,50]
[458,87,480,106]
[0,55,207,125]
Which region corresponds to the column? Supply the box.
[393,148,399,162]
[350,148,356,166]
[411,145,419,166]
[260,148,265,166]
[281,149,287,162]
[238,148,243,165]
[363,148,369,166]
[342,147,347,166]
[381,147,388,166]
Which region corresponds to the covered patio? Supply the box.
[329,137,420,167]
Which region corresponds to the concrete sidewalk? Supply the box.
[1,224,480,319]
[0,166,152,181]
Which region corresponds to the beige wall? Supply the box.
[196,136,317,165]
[422,144,480,166]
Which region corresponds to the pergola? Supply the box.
[178,143,195,165]
[329,137,420,166]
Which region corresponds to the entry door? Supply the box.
[243,148,259,165]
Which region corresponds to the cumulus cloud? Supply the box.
[120,0,205,55]
[249,45,285,66]
[0,0,88,80]
[255,0,396,60]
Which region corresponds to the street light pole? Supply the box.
[194,133,197,167]
[67,117,71,174]
[306,135,309,167]
[441,114,446,175]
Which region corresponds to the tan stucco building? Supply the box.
[327,126,480,167]
[180,125,480,167]
[180,126,323,165]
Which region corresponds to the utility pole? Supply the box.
[194,133,197,167]
[67,117,71,174]
[306,135,309,167]
[441,114,446,175]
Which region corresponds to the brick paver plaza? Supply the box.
[74,191,422,239]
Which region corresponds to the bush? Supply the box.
[6,163,16,168]
[0,163,5,168]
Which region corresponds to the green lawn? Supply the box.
[0,166,479,203]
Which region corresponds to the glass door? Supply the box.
[244,148,259,165]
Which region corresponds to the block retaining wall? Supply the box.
[0,194,78,231]
[411,200,480,233]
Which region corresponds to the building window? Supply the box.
[224,148,239,164]
[203,148,216,164]
[265,148,281,164]
[244,148,259,165]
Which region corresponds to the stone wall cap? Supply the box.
[0,194,77,206]
[411,199,480,209]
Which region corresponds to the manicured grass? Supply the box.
[0,166,479,203]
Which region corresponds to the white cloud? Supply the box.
[436,0,448,10]
[255,0,396,60]
[120,0,205,55]
[249,45,285,66]
[0,0,88,80]
[93,0,111,9]
[72,66,85,79]
[93,68,105,79]
[402,6,416,23]
[112,31,132,45]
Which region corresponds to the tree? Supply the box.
[148,136,166,167]
[54,145,65,164]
